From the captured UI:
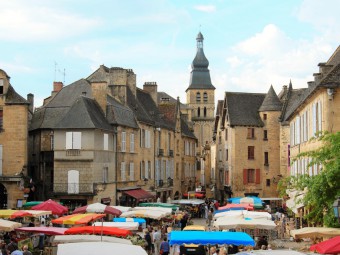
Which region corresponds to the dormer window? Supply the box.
[0,79,4,94]
[196,92,201,102]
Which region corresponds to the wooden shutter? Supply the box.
[255,169,261,184]
[104,134,109,150]
[243,169,248,185]
[66,132,73,149]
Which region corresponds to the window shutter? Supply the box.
[66,132,73,149]
[130,133,134,152]
[121,162,126,181]
[155,160,159,181]
[73,132,81,149]
[318,101,322,133]
[255,169,261,184]
[129,162,134,181]
[121,132,126,152]
[243,169,247,185]
[145,161,149,179]
[312,103,316,136]
[104,134,109,150]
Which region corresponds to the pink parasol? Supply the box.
[72,203,121,216]
[31,199,68,215]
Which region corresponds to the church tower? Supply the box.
[186,32,215,150]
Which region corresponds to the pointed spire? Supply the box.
[259,85,282,112]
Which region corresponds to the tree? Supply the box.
[279,131,340,227]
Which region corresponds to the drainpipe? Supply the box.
[114,127,118,205]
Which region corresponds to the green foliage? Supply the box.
[288,132,340,227]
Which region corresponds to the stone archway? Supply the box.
[0,183,8,209]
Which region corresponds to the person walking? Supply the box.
[22,245,32,255]
[207,208,213,227]
[160,237,170,255]
[153,228,162,255]
[144,231,152,255]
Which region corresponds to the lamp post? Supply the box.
[333,197,340,223]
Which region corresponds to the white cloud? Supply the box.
[0,2,100,42]
[194,5,216,13]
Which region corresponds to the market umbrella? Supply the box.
[16,226,68,235]
[65,226,132,237]
[73,203,121,216]
[0,219,22,231]
[217,203,254,211]
[214,217,277,230]
[31,199,68,215]
[310,236,340,254]
[53,235,132,245]
[51,213,105,225]
[0,210,34,219]
[57,242,147,255]
[120,210,168,220]
[290,227,340,239]
[93,222,139,230]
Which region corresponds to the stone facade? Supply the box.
[0,69,30,209]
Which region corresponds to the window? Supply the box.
[168,133,171,152]
[130,133,134,152]
[50,134,54,150]
[121,132,126,152]
[226,149,228,161]
[140,129,145,148]
[264,152,269,165]
[102,167,108,183]
[218,132,222,144]
[263,114,267,120]
[148,161,152,179]
[196,92,201,102]
[218,149,222,161]
[104,134,108,150]
[312,101,322,136]
[204,107,207,117]
[140,161,145,179]
[121,162,126,181]
[197,107,200,117]
[248,146,255,160]
[176,163,179,179]
[263,130,268,140]
[247,128,255,139]
[129,162,134,181]
[68,170,79,194]
[266,179,271,187]
[145,161,149,179]
[0,109,3,130]
[66,132,81,149]
[0,79,3,94]
[203,92,208,102]
[243,169,260,184]
[225,129,228,140]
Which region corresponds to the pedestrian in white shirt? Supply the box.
[153,228,162,255]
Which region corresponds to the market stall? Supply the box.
[120,210,168,220]
[51,213,105,225]
[64,226,132,237]
[0,209,51,219]
[0,218,22,231]
[73,203,121,216]
[290,227,340,240]
[16,226,68,235]
[31,199,68,216]
[52,235,132,245]
[113,217,146,229]
[310,236,340,254]
[93,221,139,231]
[214,217,277,230]
[110,206,132,213]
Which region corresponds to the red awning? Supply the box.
[124,189,154,200]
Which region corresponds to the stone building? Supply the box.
[29,66,196,208]
[0,69,31,209]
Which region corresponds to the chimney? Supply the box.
[143,82,158,105]
[91,81,108,116]
[307,81,315,88]
[53,82,63,93]
[27,93,34,113]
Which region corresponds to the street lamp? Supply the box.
[333,197,340,223]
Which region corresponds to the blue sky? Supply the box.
[0,0,339,107]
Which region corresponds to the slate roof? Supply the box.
[5,85,29,105]
[259,85,282,111]
[186,32,215,91]
[106,95,138,128]
[157,92,188,109]
[225,92,266,127]
[180,117,196,139]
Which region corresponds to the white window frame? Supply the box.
[104,134,109,151]
[121,132,126,152]
[129,162,134,181]
[68,170,79,194]
[66,132,81,150]
[121,162,126,181]
[130,133,134,153]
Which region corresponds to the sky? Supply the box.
[0,0,339,107]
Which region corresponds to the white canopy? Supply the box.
[57,242,146,255]
[24,210,52,217]
[93,222,139,230]
[132,207,172,214]
[120,210,168,220]
[214,217,277,230]
[53,235,132,245]
[286,189,306,214]
[172,199,205,205]
[110,206,131,213]
[0,219,22,232]
[214,210,272,220]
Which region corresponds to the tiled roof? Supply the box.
[225,92,266,127]
[157,92,188,109]
[259,85,282,112]
[106,95,138,128]
[55,96,112,130]
[127,87,154,125]
[5,85,29,105]
[181,117,196,139]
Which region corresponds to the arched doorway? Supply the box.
[174,191,179,200]
[0,184,8,209]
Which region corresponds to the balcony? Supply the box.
[53,183,94,194]
[169,150,174,157]
[157,180,164,187]
[66,149,81,156]
[158,149,164,156]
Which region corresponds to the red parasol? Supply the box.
[218,203,254,211]
[16,226,68,235]
[72,203,121,216]
[31,199,68,215]
[310,236,340,254]
[65,226,132,237]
